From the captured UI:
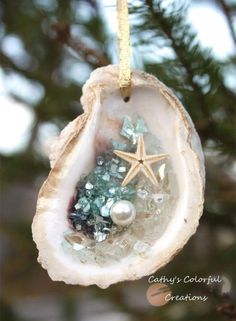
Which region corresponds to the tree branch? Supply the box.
[52,22,110,68]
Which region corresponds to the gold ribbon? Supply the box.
[117,0,131,100]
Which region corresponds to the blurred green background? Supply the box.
[0,0,236,320]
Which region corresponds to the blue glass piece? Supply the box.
[100,198,114,217]
[121,186,136,198]
[94,231,107,242]
[94,196,106,208]
[69,212,88,225]
[112,158,120,164]
[100,205,110,217]
[113,172,123,179]
[118,166,126,173]
[90,203,100,215]
[120,116,135,139]
[74,203,81,210]
[102,173,110,181]
[111,140,127,151]
[136,116,148,134]
[108,187,116,195]
[79,214,88,220]
[94,166,102,174]
[85,189,94,197]
[85,182,93,190]
[110,164,118,173]
[79,197,90,212]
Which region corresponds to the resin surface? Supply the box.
[63,115,178,267]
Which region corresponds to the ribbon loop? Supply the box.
[117,0,131,100]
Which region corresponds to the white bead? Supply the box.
[110,200,136,226]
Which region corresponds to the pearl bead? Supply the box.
[110,200,136,226]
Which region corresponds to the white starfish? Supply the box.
[114,135,168,186]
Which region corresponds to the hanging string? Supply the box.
[117,0,131,101]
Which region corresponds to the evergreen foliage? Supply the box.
[0,1,235,320]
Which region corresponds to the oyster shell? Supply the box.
[32,65,205,288]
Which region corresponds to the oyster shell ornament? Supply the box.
[32,65,205,288]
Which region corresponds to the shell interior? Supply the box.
[32,66,204,288]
